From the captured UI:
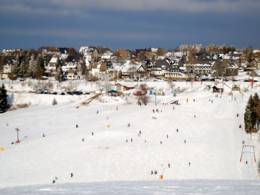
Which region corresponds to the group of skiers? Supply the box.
[52,173,74,184]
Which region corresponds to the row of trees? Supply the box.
[244,93,260,133]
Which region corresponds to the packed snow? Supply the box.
[1,180,260,195]
[0,79,260,194]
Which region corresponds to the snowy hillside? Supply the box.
[0,80,260,190]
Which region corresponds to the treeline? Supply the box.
[244,93,260,133]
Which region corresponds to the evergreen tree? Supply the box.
[244,94,260,133]
[33,57,45,79]
[244,95,253,132]
[0,84,9,113]
[253,93,259,106]
[253,93,260,129]
[55,65,64,82]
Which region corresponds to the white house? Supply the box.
[101,51,113,60]
[164,71,188,80]
[65,69,79,80]
[150,68,166,77]
[61,62,77,72]
[45,56,58,75]
[0,64,12,79]
[185,63,212,75]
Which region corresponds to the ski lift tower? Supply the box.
[240,144,256,163]
[154,89,157,106]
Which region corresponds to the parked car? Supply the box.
[73,91,83,95]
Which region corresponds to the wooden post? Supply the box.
[15,128,20,143]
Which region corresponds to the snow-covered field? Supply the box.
[1,180,260,195]
[0,79,260,194]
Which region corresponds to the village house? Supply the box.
[0,64,12,79]
[41,47,60,56]
[87,61,109,80]
[61,62,77,72]
[150,59,169,77]
[225,64,239,76]
[101,50,113,60]
[185,63,212,76]
[64,69,79,80]
[61,61,81,80]
[150,68,167,77]
[79,46,99,70]
[45,56,59,76]
[110,60,147,80]
[121,62,147,79]
[164,71,188,81]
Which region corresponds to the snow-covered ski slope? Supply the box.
[1,180,260,195]
[0,81,260,190]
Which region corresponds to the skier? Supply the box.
[92,132,94,136]
[70,173,74,178]
[76,124,78,128]
[176,128,179,133]
[184,139,187,144]
[188,162,191,167]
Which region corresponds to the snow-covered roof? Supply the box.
[112,61,142,73]
[62,62,77,72]
[101,51,113,60]
[49,56,58,64]
[151,48,158,53]
[186,63,212,67]
[173,51,184,57]
[60,54,68,60]
[253,49,260,54]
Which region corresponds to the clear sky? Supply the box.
[0,0,260,50]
